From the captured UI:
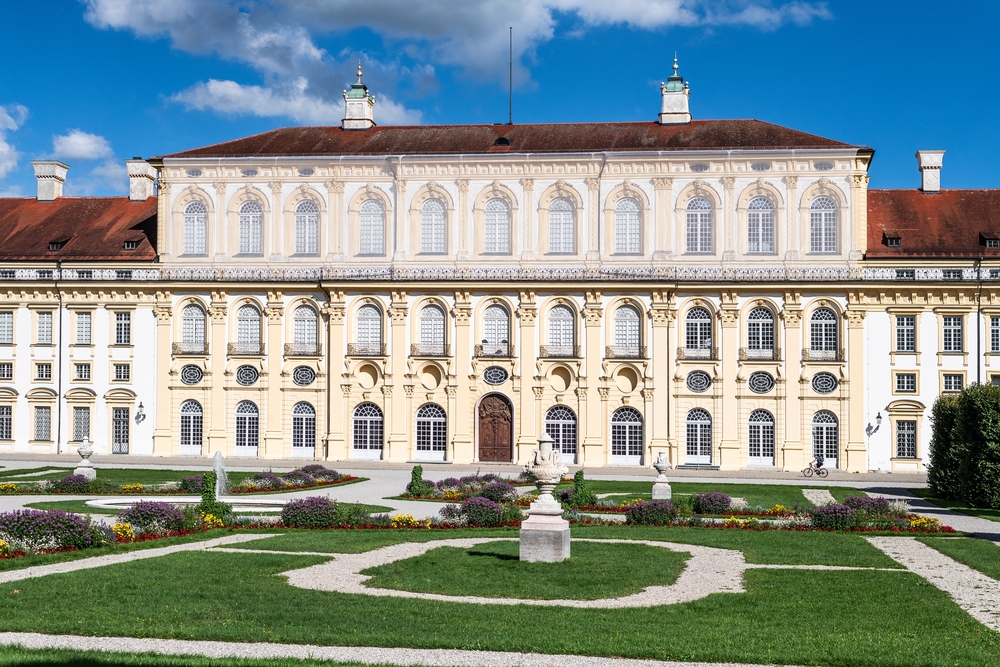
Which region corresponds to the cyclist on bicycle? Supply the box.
[810,453,825,471]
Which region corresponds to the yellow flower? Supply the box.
[764,504,789,516]
[0,538,11,556]
[200,512,224,529]
[908,515,941,530]
[120,483,144,493]
[619,498,644,508]
[112,522,135,542]
[390,513,430,529]
[0,483,17,494]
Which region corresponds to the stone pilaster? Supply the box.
[152,301,173,455]
[649,290,674,462]
[208,293,228,455]
[719,292,740,468]
[585,177,601,261]
[845,307,867,472]
[323,293,346,460]
[780,292,803,470]
[387,292,409,461]
[456,179,470,261]
[722,176,736,261]
[783,176,799,260]
[520,178,535,260]
[451,291,473,462]
[652,177,673,260]
[393,180,407,261]
[327,180,345,261]
[268,181,283,262]
[213,182,227,262]
[581,292,604,464]
[516,291,537,463]
[263,293,284,457]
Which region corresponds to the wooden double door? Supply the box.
[478,394,513,462]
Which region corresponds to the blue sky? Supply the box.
[0,1,996,196]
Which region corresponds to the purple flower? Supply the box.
[460,496,503,527]
[843,495,893,515]
[479,481,517,503]
[251,471,284,488]
[694,492,732,514]
[811,503,856,530]
[625,500,677,525]
[180,475,204,493]
[0,509,93,550]
[281,496,337,528]
[283,470,316,487]
[116,501,185,533]
[436,477,462,491]
[57,474,93,493]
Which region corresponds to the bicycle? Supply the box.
[802,465,828,478]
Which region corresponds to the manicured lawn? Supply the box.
[908,488,1000,522]
[0,466,67,480]
[563,481,868,509]
[918,537,1000,580]
[22,499,392,517]
[1,468,255,486]
[0,646,392,667]
[363,540,687,600]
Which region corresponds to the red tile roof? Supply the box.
[0,197,157,261]
[867,189,1000,258]
[156,120,863,159]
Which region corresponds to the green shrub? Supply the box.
[405,465,436,496]
[566,470,598,508]
[333,502,371,526]
[953,384,1000,509]
[197,471,233,521]
[927,394,961,499]
[499,503,525,524]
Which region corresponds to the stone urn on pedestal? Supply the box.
[651,450,672,500]
[74,437,97,481]
[520,433,571,562]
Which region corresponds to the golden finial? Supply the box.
[673,52,679,75]
[357,60,363,82]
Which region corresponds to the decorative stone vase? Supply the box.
[519,433,571,562]
[652,449,672,500]
[74,437,97,481]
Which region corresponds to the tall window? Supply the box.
[236,304,261,354]
[613,305,641,355]
[686,408,712,462]
[352,403,384,451]
[992,316,1000,353]
[76,312,91,345]
[943,316,963,352]
[747,197,775,254]
[747,307,774,355]
[183,201,207,254]
[896,315,916,352]
[811,410,839,464]
[548,197,575,253]
[356,305,382,354]
[685,307,713,355]
[180,400,203,451]
[416,403,447,452]
[420,198,446,253]
[293,306,318,353]
[484,198,511,254]
[292,402,316,449]
[614,197,641,254]
[37,311,52,344]
[419,305,445,355]
[182,304,206,352]
[112,407,129,454]
[610,407,643,460]
[34,406,51,441]
[73,406,90,441]
[748,409,775,463]
[482,305,510,354]
[810,196,838,253]
[810,308,838,356]
[115,312,131,345]
[0,405,10,440]
[896,420,917,458]
[294,200,319,254]
[359,200,385,255]
[0,311,11,344]
[686,197,713,253]
[234,401,259,450]
[545,406,577,457]
[548,305,575,356]
[238,200,263,254]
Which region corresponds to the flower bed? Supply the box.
[0,470,361,495]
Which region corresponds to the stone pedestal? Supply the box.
[651,448,672,500]
[74,438,96,480]
[519,513,571,562]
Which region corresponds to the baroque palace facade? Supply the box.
[1,64,997,472]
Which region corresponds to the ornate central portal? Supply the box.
[478,394,513,462]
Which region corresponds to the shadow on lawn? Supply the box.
[867,486,1000,542]
[468,549,519,561]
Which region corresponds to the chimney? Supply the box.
[916,150,945,193]
[126,158,157,201]
[342,61,376,130]
[31,161,69,201]
[658,54,691,125]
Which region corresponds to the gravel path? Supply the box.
[0,632,803,667]
[863,489,1000,542]
[800,488,836,505]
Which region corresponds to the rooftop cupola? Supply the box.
[658,54,691,125]
[342,61,376,130]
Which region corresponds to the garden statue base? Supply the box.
[651,449,672,500]
[73,438,97,481]
[519,513,571,562]
[652,481,672,500]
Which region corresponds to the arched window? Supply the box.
[238,201,263,254]
[481,305,510,356]
[183,201,207,255]
[810,308,838,359]
[548,197,575,254]
[686,197,713,253]
[746,306,774,358]
[419,305,446,355]
[292,402,316,450]
[359,199,385,255]
[234,401,259,451]
[352,403,384,455]
[747,197,775,254]
[356,304,382,355]
[484,198,511,254]
[293,306,318,354]
[810,196,838,253]
[294,200,319,254]
[613,305,641,357]
[179,400,202,452]
[614,197,641,254]
[685,307,713,358]
[686,408,712,464]
[181,304,206,353]
[545,405,577,459]
[748,409,775,465]
[547,305,575,357]
[610,407,643,463]
[811,410,839,466]
[420,198,446,253]
[416,403,447,454]
[236,304,261,355]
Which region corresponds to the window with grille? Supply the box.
[235,401,259,449]
[237,304,261,353]
[36,363,52,380]
[352,403,384,450]
[686,307,712,350]
[238,200,264,254]
[484,198,511,254]
[0,405,10,440]
[420,199,446,253]
[545,406,577,455]
[747,197,775,253]
[896,269,915,280]
[896,420,917,458]
[943,269,962,281]
[747,307,774,352]
[482,305,509,352]
[77,270,93,279]
[115,269,132,281]
[810,308,838,352]
[943,374,963,392]
[293,306,318,352]
[112,407,129,454]
[896,373,916,393]
[75,363,90,381]
[548,197,575,253]
[0,270,13,279]
[610,407,643,457]
[993,316,1000,353]
[115,311,131,345]
[76,311,91,345]
[114,364,130,381]
[686,197,713,253]
[359,200,385,255]
[37,311,52,344]
[180,400,203,450]
[896,315,916,352]
[183,201,208,254]
[34,406,51,441]
[356,305,382,354]
[292,402,316,449]
[0,311,11,344]
[811,411,838,462]
[73,406,90,441]
[942,316,963,352]
[0,363,11,380]
[182,305,206,351]
[416,403,447,451]
[685,408,712,459]
[748,409,775,461]
[419,305,445,354]
[295,200,319,254]
[614,305,641,354]
[810,196,838,253]
[38,269,53,280]
[548,305,575,354]
[614,197,641,254]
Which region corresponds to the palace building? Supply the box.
[0,61,996,472]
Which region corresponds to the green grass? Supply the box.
[918,537,1000,580]
[0,646,404,667]
[0,466,67,479]
[565,481,867,509]
[21,500,392,517]
[363,540,687,600]
[908,488,1000,522]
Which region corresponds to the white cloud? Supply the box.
[49,129,125,195]
[51,129,115,161]
[0,103,28,182]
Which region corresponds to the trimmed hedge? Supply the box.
[927,394,961,499]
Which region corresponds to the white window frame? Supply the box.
[352,403,384,459]
[76,311,91,345]
[809,196,838,253]
[748,409,775,465]
[484,198,511,254]
[420,199,446,254]
[545,405,577,463]
[292,402,316,451]
[34,405,51,441]
[610,407,643,465]
[747,307,774,353]
[686,197,713,254]
[942,316,963,352]
[896,420,917,458]
[180,400,203,453]
[747,197,774,254]
[294,200,319,254]
[234,400,259,453]
[614,197,641,254]
[548,197,575,254]
[37,311,53,344]
[685,408,712,464]
[356,305,382,354]
[415,403,447,461]
[0,311,12,344]
[236,304,262,354]
[238,200,264,255]
[359,199,385,255]
[73,406,90,442]
[896,315,916,352]
[183,201,208,255]
[114,311,131,346]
